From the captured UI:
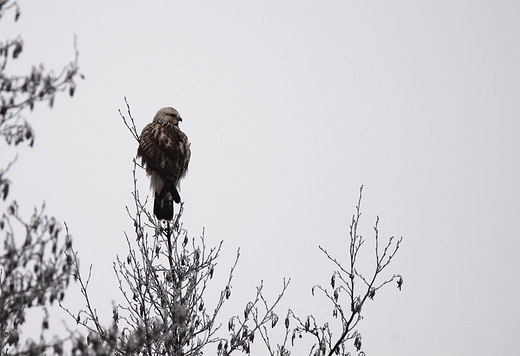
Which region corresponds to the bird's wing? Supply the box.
[137,122,188,182]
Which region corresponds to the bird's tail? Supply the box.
[154,192,174,221]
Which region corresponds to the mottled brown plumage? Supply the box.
[137,107,190,220]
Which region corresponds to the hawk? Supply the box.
[137,107,191,220]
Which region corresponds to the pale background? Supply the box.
[2,1,520,355]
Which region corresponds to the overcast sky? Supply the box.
[2,1,520,355]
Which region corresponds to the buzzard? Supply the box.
[137,107,191,220]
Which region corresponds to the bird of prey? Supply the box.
[137,107,190,220]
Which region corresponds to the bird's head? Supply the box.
[154,107,182,126]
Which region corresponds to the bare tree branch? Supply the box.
[290,186,403,356]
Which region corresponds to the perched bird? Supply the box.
[137,107,190,220]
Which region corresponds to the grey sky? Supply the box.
[2,1,520,354]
